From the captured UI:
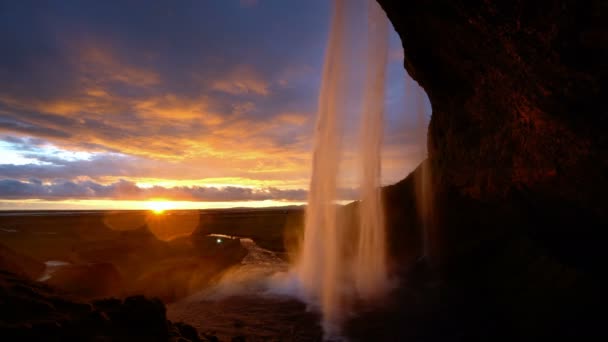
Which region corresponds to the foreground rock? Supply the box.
[0,270,207,341]
[47,262,124,299]
[0,243,44,280]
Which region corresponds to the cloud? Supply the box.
[133,93,224,123]
[0,134,319,190]
[77,44,160,87]
[0,0,431,207]
[276,112,309,126]
[0,1,338,167]
[1,136,47,149]
[0,178,315,202]
[211,65,271,96]
[0,117,72,139]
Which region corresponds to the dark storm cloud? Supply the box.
[0,158,122,178]
[0,178,316,201]
[0,117,72,139]
[0,0,329,108]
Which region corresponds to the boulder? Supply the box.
[0,270,201,341]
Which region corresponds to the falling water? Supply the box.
[354,0,389,299]
[294,0,390,337]
[409,79,435,262]
[295,0,347,335]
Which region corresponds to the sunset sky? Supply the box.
[0,0,430,210]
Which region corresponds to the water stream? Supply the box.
[293,0,391,337]
[168,235,322,341]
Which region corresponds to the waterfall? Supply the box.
[293,0,390,337]
[354,0,389,299]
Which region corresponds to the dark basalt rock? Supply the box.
[377,0,607,270]
[0,271,201,341]
[174,322,201,342]
[378,0,607,200]
[363,1,607,340]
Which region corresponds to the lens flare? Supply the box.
[147,200,173,214]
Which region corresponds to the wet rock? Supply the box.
[92,298,123,311]
[202,334,219,342]
[175,322,201,342]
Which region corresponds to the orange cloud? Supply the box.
[78,45,160,87]
[276,112,310,125]
[1,89,314,184]
[132,93,224,124]
[211,65,270,96]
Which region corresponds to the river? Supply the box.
[168,235,324,341]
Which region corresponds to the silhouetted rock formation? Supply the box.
[0,270,204,341]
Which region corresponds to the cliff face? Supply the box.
[378,0,607,269]
[378,0,607,201]
[360,3,606,339]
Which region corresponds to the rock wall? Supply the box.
[377,0,607,270]
[378,0,607,202]
[365,3,606,339]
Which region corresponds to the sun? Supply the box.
[147,200,173,214]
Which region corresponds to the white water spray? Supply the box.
[294,0,391,337]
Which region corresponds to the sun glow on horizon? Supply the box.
[0,199,308,211]
[146,200,174,214]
